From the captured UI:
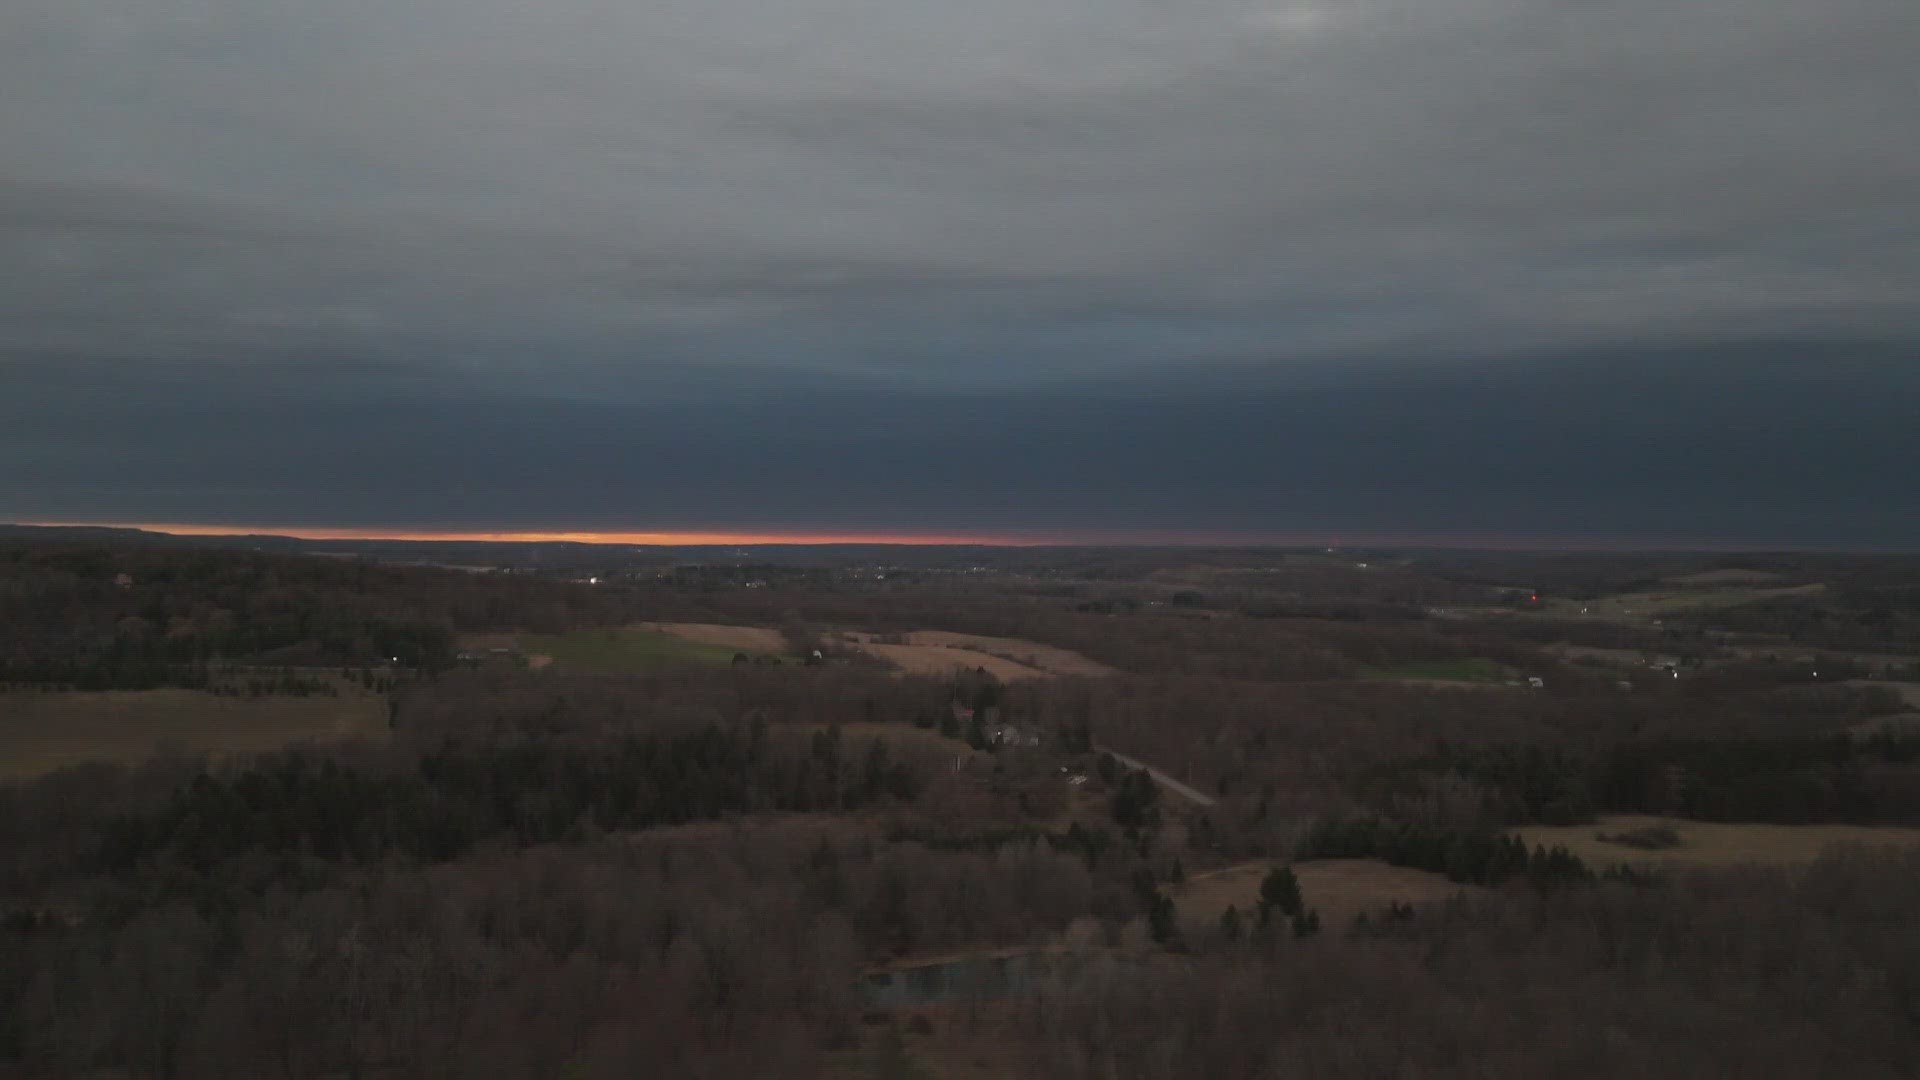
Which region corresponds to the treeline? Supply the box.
[1007,851,1920,1080]
[1057,675,1898,857]
[0,660,215,692]
[1359,734,1920,827]
[1693,595,1920,650]
[0,820,1132,1079]
[0,660,342,695]
[0,544,635,668]
[1298,815,1592,890]
[88,722,923,907]
[0,664,1156,1078]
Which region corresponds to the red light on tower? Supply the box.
[1530,592,1540,603]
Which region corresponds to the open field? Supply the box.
[1850,712,1920,738]
[599,810,888,853]
[514,626,744,673]
[1662,568,1786,587]
[646,622,790,652]
[838,630,1112,681]
[840,634,1048,681]
[1535,582,1827,622]
[897,631,1116,677]
[1516,814,1920,868]
[641,624,1116,680]
[1297,859,1477,923]
[1175,858,1472,925]
[0,688,388,781]
[1551,644,1656,668]
[1357,657,1513,682]
[1851,681,1920,708]
[453,631,521,651]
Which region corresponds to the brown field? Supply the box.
[1662,568,1786,587]
[897,631,1116,677]
[1850,681,1920,708]
[638,624,1115,681]
[1847,654,1920,676]
[1517,814,1920,868]
[1176,858,1473,925]
[1296,859,1478,923]
[838,630,1112,681]
[453,631,521,650]
[608,810,887,851]
[647,622,790,652]
[1850,712,1920,738]
[1534,582,1827,622]
[840,635,1048,681]
[0,687,388,781]
[1551,644,1655,668]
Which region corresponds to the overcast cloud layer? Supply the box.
[3,0,1917,542]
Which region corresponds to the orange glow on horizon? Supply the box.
[32,521,1091,547]
[14,521,1853,553]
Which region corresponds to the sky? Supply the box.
[3,0,1917,546]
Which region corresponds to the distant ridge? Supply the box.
[0,522,1080,570]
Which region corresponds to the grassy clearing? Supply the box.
[1662,568,1785,587]
[1296,859,1478,924]
[516,626,744,673]
[1173,860,1274,923]
[1850,712,1920,739]
[1852,681,1920,709]
[836,629,1114,681]
[1175,858,1474,926]
[1516,814,1920,868]
[1551,644,1653,669]
[898,632,1116,677]
[1536,582,1827,622]
[647,622,790,652]
[1357,657,1513,682]
[0,687,388,781]
[839,637,1047,681]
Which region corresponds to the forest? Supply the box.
[4,536,1920,1077]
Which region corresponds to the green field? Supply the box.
[1535,582,1827,622]
[518,626,748,673]
[0,688,389,782]
[1358,657,1514,682]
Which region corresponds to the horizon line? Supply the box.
[7,520,1910,554]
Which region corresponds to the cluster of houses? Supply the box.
[951,703,1043,748]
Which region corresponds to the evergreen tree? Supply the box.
[1148,892,1178,944]
[1219,904,1243,940]
[966,715,989,751]
[1260,865,1303,922]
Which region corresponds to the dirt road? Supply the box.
[1097,747,1216,807]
